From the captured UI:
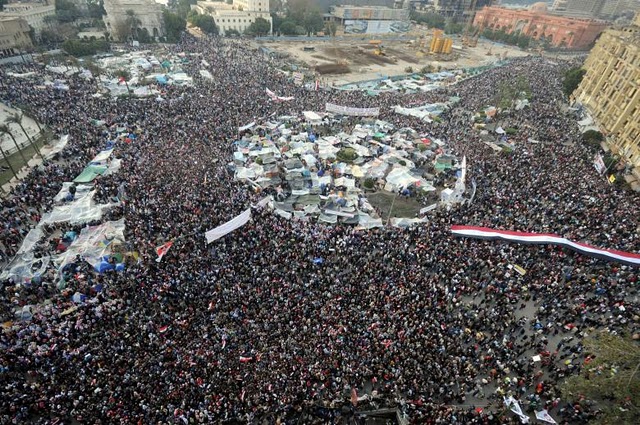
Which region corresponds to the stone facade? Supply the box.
[432,0,495,21]
[473,4,608,49]
[574,14,640,169]
[103,0,165,41]
[192,0,271,36]
[0,16,32,58]
[0,2,55,38]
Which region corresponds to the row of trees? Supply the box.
[0,112,45,181]
[271,0,324,36]
[61,39,110,56]
[481,28,531,49]
[187,11,218,35]
[562,67,586,97]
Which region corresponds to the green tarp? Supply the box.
[74,165,108,183]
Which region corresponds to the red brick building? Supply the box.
[473,2,609,49]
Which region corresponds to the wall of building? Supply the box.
[574,19,640,167]
[103,0,165,41]
[0,4,55,36]
[473,6,608,49]
[0,17,33,57]
[330,6,409,21]
[193,1,272,35]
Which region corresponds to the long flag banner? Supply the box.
[265,88,294,102]
[205,209,251,244]
[451,225,640,267]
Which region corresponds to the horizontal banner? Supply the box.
[451,225,640,267]
[325,103,380,117]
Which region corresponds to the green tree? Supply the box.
[0,139,18,180]
[6,113,43,160]
[286,0,311,24]
[225,28,241,37]
[163,10,186,43]
[303,11,323,36]
[561,332,640,424]
[0,124,27,165]
[517,34,530,49]
[190,14,218,35]
[246,17,271,36]
[55,0,81,23]
[116,69,131,95]
[61,39,109,56]
[444,22,464,34]
[279,20,299,36]
[125,9,140,40]
[410,11,445,29]
[324,21,337,37]
[176,0,198,19]
[582,129,604,150]
[563,67,586,97]
[271,12,284,34]
[87,0,105,19]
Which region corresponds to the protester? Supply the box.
[0,35,637,424]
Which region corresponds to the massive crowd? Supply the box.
[0,35,638,424]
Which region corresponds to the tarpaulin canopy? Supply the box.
[74,165,108,183]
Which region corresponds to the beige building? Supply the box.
[0,16,33,58]
[0,2,55,37]
[574,14,640,172]
[103,0,165,41]
[192,0,271,36]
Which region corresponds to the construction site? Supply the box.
[255,25,530,85]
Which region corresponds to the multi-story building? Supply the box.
[561,0,639,19]
[329,5,410,34]
[574,13,640,169]
[0,2,55,38]
[433,0,495,21]
[192,0,271,36]
[551,0,568,12]
[103,0,166,41]
[0,16,32,58]
[473,3,608,49]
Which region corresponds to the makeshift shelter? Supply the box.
[74,165,108,183]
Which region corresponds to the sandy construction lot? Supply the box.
[256,34,530,85]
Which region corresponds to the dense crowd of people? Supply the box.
[0,35,638,424]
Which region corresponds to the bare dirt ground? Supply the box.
[255,34,530,85]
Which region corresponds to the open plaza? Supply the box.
[0,28,638,425]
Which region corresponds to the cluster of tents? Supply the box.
[232,115,467,227]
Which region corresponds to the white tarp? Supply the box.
[239,122,256,132]
[205,208,251,244]
[265,88,294,102]
[40,190,118,225]
[386,167,434,191]
[53,218,126,272]
[326,103,379,117]
[16,227,44,255]
[393,106,432,122]
[53,183,93,203]
[45,135,70,159]
[104,158,122,176]
[0,253,50,284]
[390,217,426,227]
[199,70,213,80]
[90,149,114,164]
[303,111,322,122]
